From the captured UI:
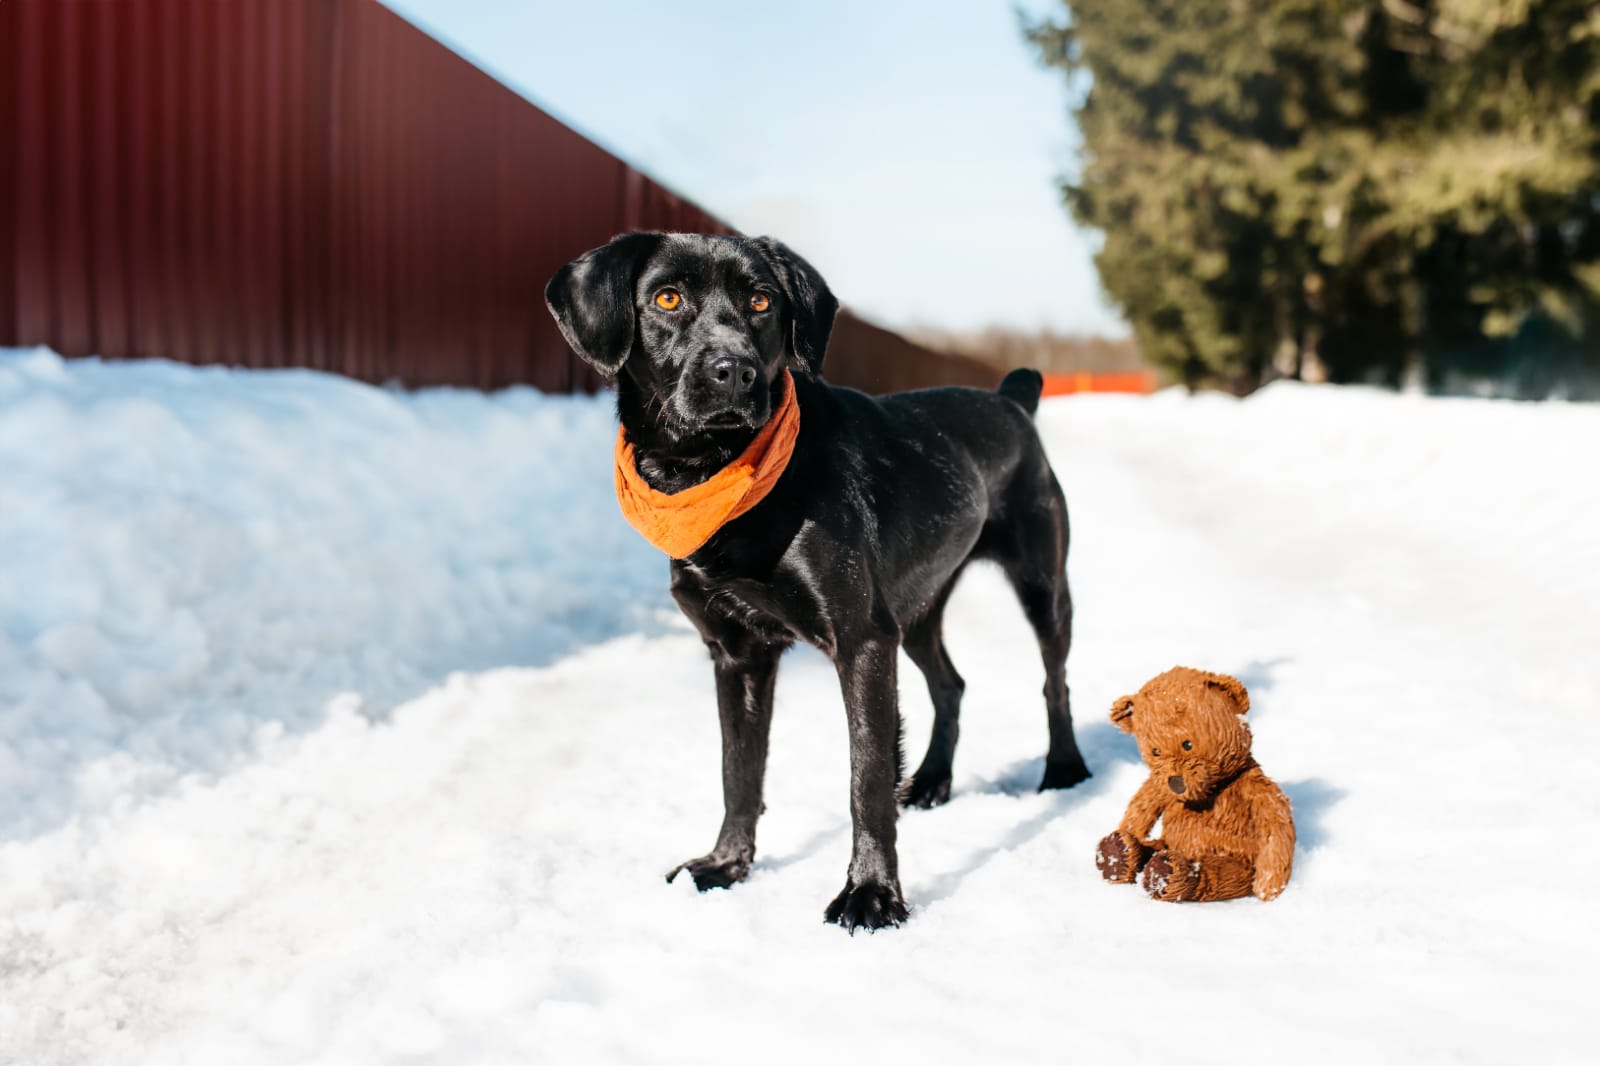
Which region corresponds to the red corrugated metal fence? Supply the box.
[0,0,981,394]
[0,0,733,392]
[824,310,1002,394]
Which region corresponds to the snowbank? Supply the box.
[2,349,1595,1064]
[0,348,668,835]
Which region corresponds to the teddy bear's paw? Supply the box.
[1095,832,1144,883]
[1141,851,1200,902]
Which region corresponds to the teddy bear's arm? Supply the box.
[1119,776,1167,848]
[1096,776,1168,884]
[1250,783,1296,901]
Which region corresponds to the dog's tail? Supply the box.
[997,368,1044,417]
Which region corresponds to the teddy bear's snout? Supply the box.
[1167,774,1187,795]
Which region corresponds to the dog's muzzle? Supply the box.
[684,353,765,425]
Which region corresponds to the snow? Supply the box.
[2,347,1596,1064]
[0,349,669,837]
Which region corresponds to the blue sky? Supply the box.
[381,0,1126,336]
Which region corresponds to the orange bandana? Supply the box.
[614,370,800,558]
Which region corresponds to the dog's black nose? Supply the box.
[705,355,758,397]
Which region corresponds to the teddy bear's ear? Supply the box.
[1109,695,1136,733]
[1204,673,1251,714]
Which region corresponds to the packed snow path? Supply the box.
[2,350,1595,1064]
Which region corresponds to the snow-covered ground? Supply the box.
[0,350,670,838]
[2,348,1595,1065]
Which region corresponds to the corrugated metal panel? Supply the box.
[0,1,16,344]
[0,0,731,391]
[823,310,1003,394]
[0,0,973,394]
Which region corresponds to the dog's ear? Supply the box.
[750,237,838,376]
[1110,695,1136,733]
[545,232,664,376]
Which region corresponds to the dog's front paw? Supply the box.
[1140,851,1199,902]
[900,769,952,809]
[1094,830,1150,884]
[665,851,751,892]
[823,878,909,933]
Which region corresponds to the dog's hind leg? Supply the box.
[997,467,1091,791]
[1028,580,1090,790]
[900,574,966,809]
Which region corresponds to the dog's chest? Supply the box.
[704,583,788,638]
[674,561,825,651]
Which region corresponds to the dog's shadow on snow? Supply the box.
[965,720,1142,799]
[752,722,1141,879]
[752,823,849,874]
[909,721,1142,904]
[756,660,1342,895]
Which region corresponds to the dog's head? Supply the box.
[545,233,837,434]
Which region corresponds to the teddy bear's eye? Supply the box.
[1151,747,1160,758]
[1182,740,1193,751]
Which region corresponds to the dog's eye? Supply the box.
[653,289,682,311]
[1182,740,1193,751]
[749,292,771,312]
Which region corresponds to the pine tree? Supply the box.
[1027,1,1600,395]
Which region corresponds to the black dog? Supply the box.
[546,233,1089,931]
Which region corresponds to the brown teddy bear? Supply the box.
[1095,667,1295,902]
